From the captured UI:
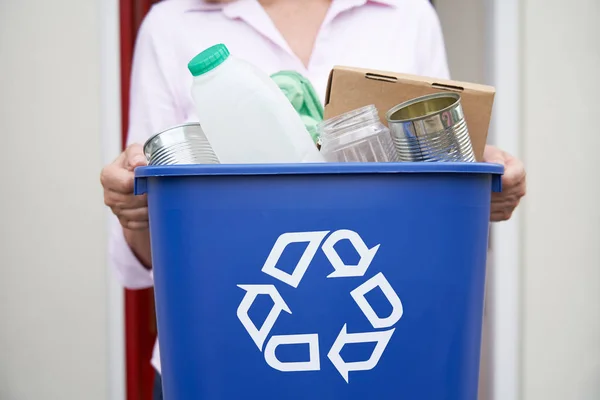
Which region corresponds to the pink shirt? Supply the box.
[109,0,450,374]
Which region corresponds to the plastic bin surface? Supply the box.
[135,162,503,400]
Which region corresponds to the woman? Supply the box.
[100,1,527,398]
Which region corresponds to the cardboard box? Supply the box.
[323,66,496,161]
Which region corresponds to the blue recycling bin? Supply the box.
[135,162,503,400]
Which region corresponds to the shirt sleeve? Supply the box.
[126,6,183,147]
[109,214,154,289]
[108,6,181,289]
[416,2,452,80]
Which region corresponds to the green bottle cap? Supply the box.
[188,44,230,77]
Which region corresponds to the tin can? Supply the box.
[386,92,475,162]
[143,123,219,166]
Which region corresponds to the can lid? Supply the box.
[188,43,230,77]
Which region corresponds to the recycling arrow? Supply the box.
[350,272,403,329]
[237,284,291,350]
[327,324,395,383]
[322,229,380,278]
[261,231,330,288]
[264,333,321,372]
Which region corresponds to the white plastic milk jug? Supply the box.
[187,44,325,164]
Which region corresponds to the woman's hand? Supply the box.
[101,144,149,230]
[483,145,527,222]
[101,143,152,268]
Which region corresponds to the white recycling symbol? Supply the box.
[236,229,403,383]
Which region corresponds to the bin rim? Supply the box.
[134,162,504,178]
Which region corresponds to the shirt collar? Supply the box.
[184,1,227,12]
[184,0,397,12]
[368,0,397,6]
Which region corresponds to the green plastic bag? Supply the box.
[271,70,323,145]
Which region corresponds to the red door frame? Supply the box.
[120,0,160,399]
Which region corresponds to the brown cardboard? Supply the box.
[323,66,496,161]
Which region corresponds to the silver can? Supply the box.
[386,92,475,162]
[143,123,219,166]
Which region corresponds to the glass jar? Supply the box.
[318,105,398,162]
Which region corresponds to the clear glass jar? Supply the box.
[318,105,398,162]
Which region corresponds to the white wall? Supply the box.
[435,0,486,84]
[0,1,118,399]
[521,0,600,399]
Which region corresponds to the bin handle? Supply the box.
[491,173,502,193]
[134,176,147,195]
